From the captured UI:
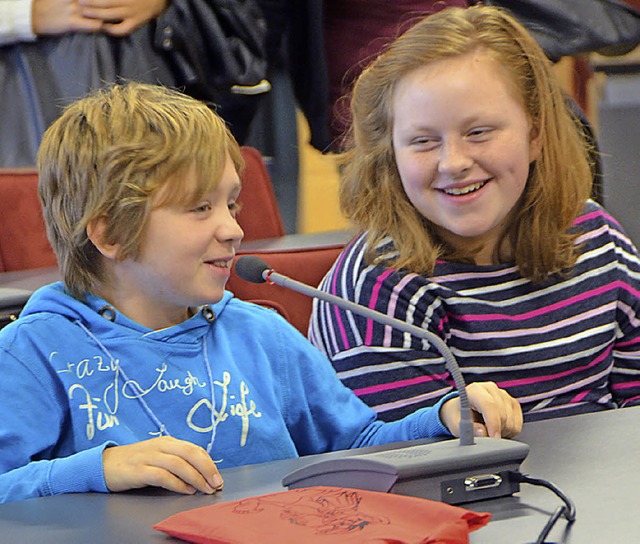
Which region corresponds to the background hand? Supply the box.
[32,0,103,35]
[440,381,523,439]
[79,0,168,37]
[102,436,223,495]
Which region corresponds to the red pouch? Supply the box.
[153,486,491,544]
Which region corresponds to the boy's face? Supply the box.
[110,154,244,329]
[391,50,541,264]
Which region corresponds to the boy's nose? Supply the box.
[221,213,244,244]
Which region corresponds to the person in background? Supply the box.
[0,0,270,167]
[309,5,640,423]
[0,0,169,167]
[323,0,469,149]
[0,0,166,45]
[0,81,521,504]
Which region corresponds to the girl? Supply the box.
[310,6,640,422]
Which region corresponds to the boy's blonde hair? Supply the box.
[38,81,243,298]
[340,5,593,280]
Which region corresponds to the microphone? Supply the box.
[235,255,529,505]
[236,255,476,442]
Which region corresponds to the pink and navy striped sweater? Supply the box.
[309,201,640,422]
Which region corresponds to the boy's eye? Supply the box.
[192,202,212,213]
[229,201,242,217]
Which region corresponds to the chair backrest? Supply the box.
[237,146,286,241]
[228,245,346,336]
[227,229,353,335]
[0,169,57,273]
[0,147,283,273]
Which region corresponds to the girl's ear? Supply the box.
[86,217,120,260]
[529,124,543,162]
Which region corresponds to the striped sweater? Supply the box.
[309,201,640,422]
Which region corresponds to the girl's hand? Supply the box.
[440,381,523,439]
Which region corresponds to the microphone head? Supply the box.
[235,255,270,284]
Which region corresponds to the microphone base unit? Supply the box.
[282,437,529,505]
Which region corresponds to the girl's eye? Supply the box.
[411,137,440,150]
[467,127,492,139]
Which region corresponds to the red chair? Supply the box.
[231,146,351,334]
[0,147,350,335]
[230,231,351,335]
[237,146,286,241]
[0,168,56,273]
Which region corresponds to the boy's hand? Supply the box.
[102,436,223,495]
[440,381,523,439]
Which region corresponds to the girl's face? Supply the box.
[391,50,541,264]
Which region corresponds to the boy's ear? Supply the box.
[86,217,120,260]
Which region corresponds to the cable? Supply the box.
[534,506,569,544]
[508,472,577,543]
[514,473,577,522]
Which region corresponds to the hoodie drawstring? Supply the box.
[74,318,218,454]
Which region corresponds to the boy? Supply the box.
[0,82,521,503]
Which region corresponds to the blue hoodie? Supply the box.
[0,283,451,503]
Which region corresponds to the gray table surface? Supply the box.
[0,406,638,543]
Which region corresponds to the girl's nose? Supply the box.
[437,139,473,178]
